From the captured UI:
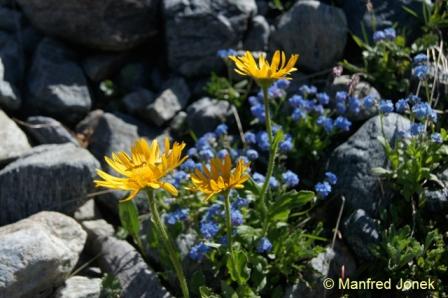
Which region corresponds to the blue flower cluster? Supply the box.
[257,237,273,253]
[217,48,237,59]
[165,208,190,225]
[189,242,210,261]
[314,171,337,198]
[373,27,396,43]
[248,79,290,122]
[412,53,429,80]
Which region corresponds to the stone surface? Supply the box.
[424,189,448,215]
[55,276,102,298]
[244,15,270,51]
[122,88,155,119]
[0,109,31,165]
[343,209,380,260]
[25,116,80,145]
[164,0,257,77]
[82,53,129,82]
[0,32,22,110]
[169,111,187,135]
[326,75,381,121]
[84,220,172,298]
[146,77,191,126]
[0,6,24,32]
[74,199,102,222]
[270,0,347,72]
[186,97,233,136]
[16,0,160,51]
[342,0,429,42]
[0,143,99,225]
[327,113,411,216]
[26,38,92,124]
[0,211,87,297]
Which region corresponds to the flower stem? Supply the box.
[146,189,189,298]
[259,85,277,235]
[223,190,236,276]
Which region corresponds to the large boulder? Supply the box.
[243,15,270,51]
[327,113,411,216]
[55,276,102,298]
[164,0,257,77]
[186,97,233,136]
[0,32,23,110]
[16,0,160,51]
[270,0,347,72]
[0,109,31,165]
[0,212,87,297]
[25,116,80,145]
[0,143,99,225]
[26,38,91,124]
[0,6,24,32]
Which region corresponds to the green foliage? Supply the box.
[205,73,249,108]
[100,274,122,298]
[118,200,144,252]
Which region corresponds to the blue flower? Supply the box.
[199,149,214,161]
[413,53,428,65]
[324,172,337,185]
[412,102,432,120]
[317,116,334,133]
[238,156,250,164]
[200,221,220,239]
[395,99,409,113]
[172,170,189,187]
[181,158,196,172]
[363,95,377,109]
[217,49,237,58]
[257,237,273,253]
[316,92,330,105]
[299,85,317,96]
[379,100,394,114]
[279,134,293,152]
[244,131,257,144]
[245,149,259,161]
[282,170,300,187]
[188,148,198,157]
[384,27,396,40]
[336,102,347,114]
[315,181,332,198]
[430,111,438,123]
[253,172,265,185]
[203,203,222,221]
[334,116,352,131]
[398,129,411,139]
[373,30,386,42]
[269,176,280,189]
[215,124,228,136]
[431,133,443,144]
[196,133,215,151]
[314,104,324,115]
[189,242,210,261]
[413,65,429,80]
[292,108,307,121]
[276,79,290,90]
[288,95,304,108]
[217,149,228,159]
[256,131,270,151]
[407,94,421,105]
[248,95,261,106]
[232,197,249,209]
[251,104,266,122]
[335,91,348,104]
[165,208,189,225]
[410,123,425,136]
[231,209,244,226]
[348,96,361,114]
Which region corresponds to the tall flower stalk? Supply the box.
[94,138,190,298]
[229,50,299,234]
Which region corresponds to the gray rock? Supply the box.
[342,0,429,42]
[55,276,102,298]
[26,38,92,124]
[186,97,233,136]
[118,62,153,92]
[327,113,411,216]
[164,0,257,77]
[0,143,99,225]
[16,0,160,51]
[0,109,31,165]
[84,220,173,298]
[82,53,129,82]
[169,111,187,134]
[0,32,22,110]
[0,211,87,298]
[424,189,448,215]
[343,209,380,260]
[0,6,24,32]
[146,77,190,126]
[270,0,347,72]
[244,15,270,51]
[122,88,155,118]
[81,220,115,245]
[74,199,102,222]
[25,116,80,145]
[326,75,381,121]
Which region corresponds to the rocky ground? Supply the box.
[0,0,438,297]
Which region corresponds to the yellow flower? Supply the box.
[95,137,187,202]
[229,50,299,88]
[189,155,250,200]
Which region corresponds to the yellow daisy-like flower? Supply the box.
[229,50,299,88]
[95,137,187,202]
[190,155,250,200]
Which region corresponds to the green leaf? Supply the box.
[118,200,142,250]
[268,190,315,222]
[402,5,419,18]
[199,286,221,298]
[352,34,367,49]
[227,250,250,285]
[220,282,238,298]
[237,225,262,243]
[371,167,392,176]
